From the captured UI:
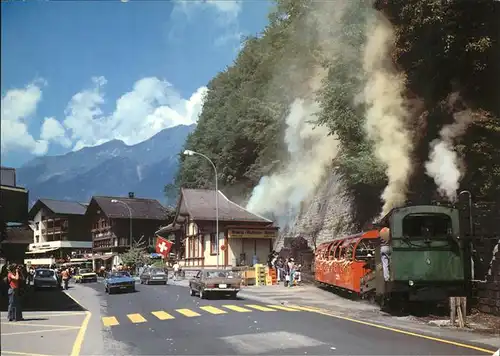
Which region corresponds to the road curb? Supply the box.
[237,290,498,354]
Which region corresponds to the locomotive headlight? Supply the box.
[408,280,414,286]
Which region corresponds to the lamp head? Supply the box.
[183,150,194,156]
[111,199,118,203]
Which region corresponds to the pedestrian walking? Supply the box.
[6,264,23,321]
[61,268,70,290]
[173,261,180,281]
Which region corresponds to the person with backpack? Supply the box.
[6,264,23,321]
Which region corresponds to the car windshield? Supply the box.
[205,270,237,278]
[79,269,91,274]
[150,268,165,275]
[36,269,54,278]
[109,271,131,278]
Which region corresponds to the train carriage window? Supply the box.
[345,241,355,261]
[402,213,452,238]
[354,239,376,261]
[338,244,346,260]
[334,242,343,259]
[328,242,336,259]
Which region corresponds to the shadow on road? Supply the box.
[0,287,85,312]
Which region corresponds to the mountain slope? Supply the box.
[17,124,195,206]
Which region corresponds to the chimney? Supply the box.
[128,192,135,199]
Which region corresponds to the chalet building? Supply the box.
[0,167,30,263]
[86,193,169,268]
[156,188,278,269]
[26,199,92,266]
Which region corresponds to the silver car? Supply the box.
[140,267,168,285]
[34,268,60,290]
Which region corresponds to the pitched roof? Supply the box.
[179,188,272,223]
[91,196,168,220]
[29,199,87,219]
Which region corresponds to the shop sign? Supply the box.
[228,229,277,239]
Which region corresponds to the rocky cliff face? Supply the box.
[275,172,354,251]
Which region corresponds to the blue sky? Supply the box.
[1,0,272,167]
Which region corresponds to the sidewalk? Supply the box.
[0,287,90,356]
[237,284,500,351]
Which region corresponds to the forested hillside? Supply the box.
[174,0,499,233]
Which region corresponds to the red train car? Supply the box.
[314,230,379,294]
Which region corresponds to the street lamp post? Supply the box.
[183,149,220,269]
[111,199,133,248]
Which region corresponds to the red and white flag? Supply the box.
[155,236,173,258]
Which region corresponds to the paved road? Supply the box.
[65,280,496,356]
[1,286,88,356]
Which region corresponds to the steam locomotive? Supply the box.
[314,204,467,310]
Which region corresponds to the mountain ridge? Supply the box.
[17,124,195,206]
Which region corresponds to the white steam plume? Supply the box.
[362,18,413,217]
[425,109,473,201]
[246,98,339,228]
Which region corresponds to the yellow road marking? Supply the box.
[293,305,496,354]
[2,327,80,336]
[5,322,81,328]
[1,351,55,356]
[222,305,251,312]
[199,306,227,315]
[176,308,201,317]
[152,311,176,320]
[64,290,91,356]
[102,316,119,327]
[127,313,147,323]
[71,311,91,356]
[245,304,276,312]
[267,304,300,311]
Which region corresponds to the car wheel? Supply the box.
[230,292,238,299]
[163,281,167,285]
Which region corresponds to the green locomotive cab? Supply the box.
[369,205,467,305]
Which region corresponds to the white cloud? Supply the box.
[1,76,207,157]
[174,0,242,24]
[1,81,49,156]
[171,0,243,47]
[40,117,72,148]
[62,76,208,151]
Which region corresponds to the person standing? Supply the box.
[172,261,180,281]
[61,268,70,290]
[7,264,23,321]
[379,227,392,282]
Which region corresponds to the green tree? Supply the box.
[119,236,150,269]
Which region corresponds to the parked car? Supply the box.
[140,267,167,285]
[189,269,242,299]
[74,268,98,283]
[33,268,60,290]
[104,271,136,294]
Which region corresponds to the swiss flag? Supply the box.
[155,236,173,258]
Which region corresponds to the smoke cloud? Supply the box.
[425,109,473,201]
[362,18,414,216]
[246,98,339,228]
